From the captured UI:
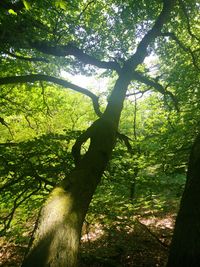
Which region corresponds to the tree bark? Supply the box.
[21,104,122,267]
[167,134,200,267]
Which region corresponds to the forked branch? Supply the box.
[132,71,179,111]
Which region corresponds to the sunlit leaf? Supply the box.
[23,0,31,10]
[55,0,67,10]
[8,9,17,15]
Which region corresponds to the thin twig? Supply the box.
[78,0,95,19]
[3,51,49,63]
[178,0,200,42]
[161,32,199,70]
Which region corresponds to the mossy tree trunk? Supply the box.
[21,72,132,267]
[167,134,200,267]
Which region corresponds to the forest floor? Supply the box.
[0,211,176,267]
[79,212,176,267]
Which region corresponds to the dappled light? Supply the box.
[0,0,199,266]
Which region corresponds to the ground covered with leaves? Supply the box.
[0,210,177,267]
[79,212,176,267]
[0,168,184,267]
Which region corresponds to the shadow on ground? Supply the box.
[0,213,175,267]
[79,214,174,267]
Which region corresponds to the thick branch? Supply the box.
[126,0,175,69]
[72,125,94,166]
[31,42,121,73]
[0,74,102,117]
[104,0,175,122]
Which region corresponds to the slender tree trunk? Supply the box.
[130,167,139,202]
[167,134,200,267]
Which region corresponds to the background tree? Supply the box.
[167,134,200,267]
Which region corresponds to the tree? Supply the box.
[167,134,200,266]
[0,0,199,266]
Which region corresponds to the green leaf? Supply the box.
[55,0,67,10]
[8,9,17,15]
[23,0,31,10]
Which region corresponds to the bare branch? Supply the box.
[0,186,41,235]
[78,0,95,19]
[126,88,151,98]
[132,71,179,111]
[116,132,133,153]
[133,95,137,140]
[136,219,169,249]
[40,81,52,116]
[0,74,102,117]
[24,115,34,129]
[0,174,22,191]
[72,126,94,166]
[32,168,56,188]
[0,116,13,137]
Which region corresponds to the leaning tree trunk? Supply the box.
[21,73,131,267]
[167,134,200,267]
[21,118,117,267]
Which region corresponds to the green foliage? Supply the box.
[85,140,186,236]
[0,0,199,264]
[0,132,78,240]
[0,82,94,142]
[22,0,31,10]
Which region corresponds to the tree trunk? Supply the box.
[21,68,132,267]
[167,134,200,267]
[21,63,134,267]
[21,112,120,267]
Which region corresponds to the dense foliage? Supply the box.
[0,0,199,266]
